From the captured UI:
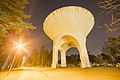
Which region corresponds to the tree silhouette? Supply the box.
[102,35,120,62]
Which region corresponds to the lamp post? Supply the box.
[7,39,25,76]
[21,56,26,67]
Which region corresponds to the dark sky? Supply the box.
[27,0,120,55]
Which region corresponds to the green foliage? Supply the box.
[89,54,99,64]
[0,0,35,44]
[101,53,113,63]
[26,46,52,67]
[114,56,120,63]
[102,35,120,56]
[66,54,80,66]
[0,0,35,69]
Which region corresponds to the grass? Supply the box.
[0,67,120,80]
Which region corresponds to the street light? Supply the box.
[21,56,26,67]
[15,43,24,49]
[7,38,26,76]
[14,38,26,50]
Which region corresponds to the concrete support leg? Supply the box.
[61,50,66,67]
[51,42,59,68]
[78,40,91,68]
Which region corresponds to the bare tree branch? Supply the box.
[98,0,120,32]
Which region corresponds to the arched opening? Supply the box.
[58,35,81,67]
[66,47,80,67]
[51,34,90,68]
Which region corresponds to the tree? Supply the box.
[0,0,35,69]
[102,35,120,61]
[114,56,120,63]
[39,46,49,67]
[0,0,35,45]
[98,0,120,32]
[47,50,52,66]
[29,45,50,67]
[101,53,113,64]
[89,54,99,64]
[66,54,80,66]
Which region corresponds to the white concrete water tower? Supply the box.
[43,6,95,68]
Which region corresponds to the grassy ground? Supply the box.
[0,67,120,80]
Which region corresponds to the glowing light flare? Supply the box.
[15,43,24,49]
[23,56,26,60]
[13,38,27,52]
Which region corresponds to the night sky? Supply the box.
[28,0,120,55]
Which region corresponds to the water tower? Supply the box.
[43,6,95,68]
